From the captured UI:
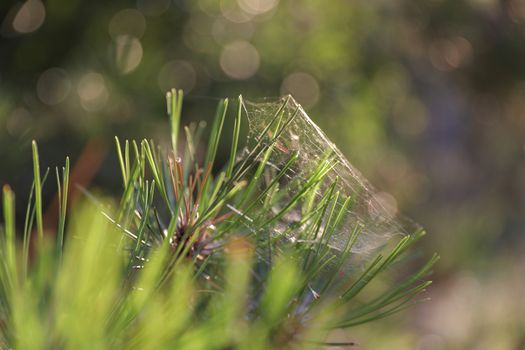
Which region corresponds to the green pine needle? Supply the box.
[0,91,438,349]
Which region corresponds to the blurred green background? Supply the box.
[1,0,525,348]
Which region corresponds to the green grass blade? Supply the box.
[115,137,128,186]
[32,140,44,242]
[205,98,228,167]
[142,140,172,213]
[167,89,183,156]
[226,95,243,179]
[56,157,70,256]
[2,185,16,278]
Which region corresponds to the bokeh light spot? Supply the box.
[182,14,216,54]
[12,0,46,34]
[36,68,71,105]
[237,0,279,15]
[220,40,260,79]
[158,60,197,93]
[108,9,146,40]
[113,35,143,74]
[211,18,254,45]
[280,72,320,108]
[220,0,253,23]
[467,0,499,15]
[428,37,473,72]
[508,0,525,23]
[77,72,109,112]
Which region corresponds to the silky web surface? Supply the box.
[240,96,415,257]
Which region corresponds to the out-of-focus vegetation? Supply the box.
[1,0,524,348]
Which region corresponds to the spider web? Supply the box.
[240,96,418,257]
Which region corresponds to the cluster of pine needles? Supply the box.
[0,90,438,349]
